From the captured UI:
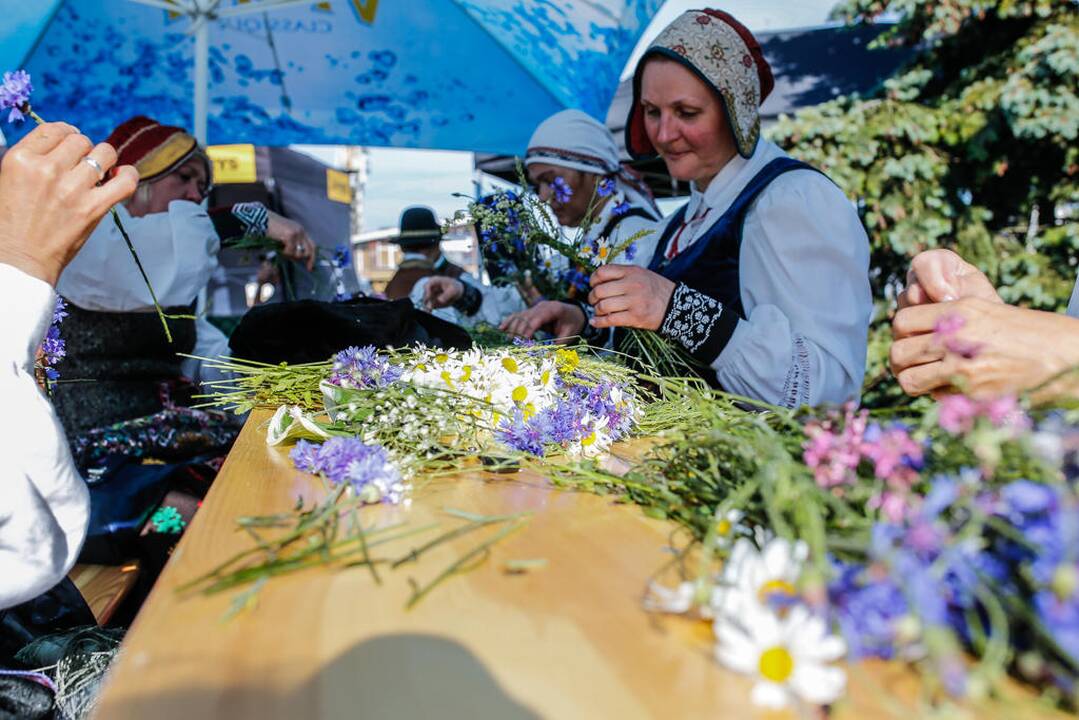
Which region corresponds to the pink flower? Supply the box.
[938,394,979,434]
[861,424,923,485]
[868,490,909,523]
[803,405,868,489]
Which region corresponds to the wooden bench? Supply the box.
[69,561,140,625]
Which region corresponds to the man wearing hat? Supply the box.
[384,205,466,300]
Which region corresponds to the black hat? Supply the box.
[396,206,442,247]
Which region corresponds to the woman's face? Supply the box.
[640,57,737,189]
[127,156,209,217]
[526,163,603,228]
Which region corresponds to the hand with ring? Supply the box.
[266,209,316,271]
[0,122,138,286]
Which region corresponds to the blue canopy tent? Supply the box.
[1,0,661,153]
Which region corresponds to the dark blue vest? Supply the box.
[648,157,820,318]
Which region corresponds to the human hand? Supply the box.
[266,210,316,271]
[0,122,138,286]
[897,249,1002,309]
[423,276,464,309]
[499,300,585,342]
[587,264,675,331]
[890,297,1079,400]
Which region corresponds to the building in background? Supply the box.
[353,223,480,294]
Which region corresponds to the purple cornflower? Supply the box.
[328,345,401,389]
[0,70,32,123]
[597,177,616,197]
[52,298,68,325]
[551,176,573,204]
[331,244,351,269]
[290,436,404,503]
[612,200,631,216]
[827,561,909,660]
[623,242,637,262]
[41,325,65,366]
[495,410,546,456]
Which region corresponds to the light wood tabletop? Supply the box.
[91,409,1063,720]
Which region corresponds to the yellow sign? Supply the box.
[326,169,352,204]
[207,144,257,184]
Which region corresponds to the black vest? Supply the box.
[647,157,820,316]
[51,301,198,438]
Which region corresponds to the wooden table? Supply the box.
[92,410,1062,720]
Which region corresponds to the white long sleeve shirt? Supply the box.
[56,200,229,385]
[0,264,89,609]
[658,139,872,407]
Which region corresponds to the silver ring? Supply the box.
[82,156,104,179]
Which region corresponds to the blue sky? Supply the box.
[316,0,841,231]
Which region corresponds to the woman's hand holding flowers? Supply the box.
[587,264,675,331]
[267,210,316,271]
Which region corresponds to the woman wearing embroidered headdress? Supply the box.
[512,10,872,407]
[418,109,661,333]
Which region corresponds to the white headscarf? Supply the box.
[524,109,659,216]
[58,200,220,311]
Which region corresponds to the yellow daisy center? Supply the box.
[435,353,449,364]
[459,365,472,382]
[440,370,455,389]
[598,245,609,260]
[541,370,550,385]
[716,519,732,536]
[581,431,597,447]
[512,386,528,403]
[758,646,794,684]
[757,579,798,604]
[502,357,519,373]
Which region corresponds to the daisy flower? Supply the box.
[714,603,847,709]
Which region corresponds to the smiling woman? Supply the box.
[581,8,873,409]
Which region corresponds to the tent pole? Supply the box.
[194,18,208,144]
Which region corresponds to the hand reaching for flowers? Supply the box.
[890,297,1079,401]
[423,276,464,309]
[266,210,316,271]
[499,300,585,342]
[0,122,137,286]
[898,249,1002,309]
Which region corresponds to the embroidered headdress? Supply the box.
[625,9,774,160]
[525,109,657,214]
[105,115,210,184]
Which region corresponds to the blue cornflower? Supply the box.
[41,325,65,365]
[597,177,616,197]
[331,244,351,269]
[0,70,32,123]
[329,345,402,389]
[827,561,908,660]
[290,436,403,503]
[623,243,637,262]
[551,176,573,204]
[52,298,68,325]
[495,410,546,456]
[612,201,631,216]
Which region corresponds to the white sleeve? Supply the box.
[180,316,233,386]
[409,276,528,329]
[0,264,89,609]
[710,171,871,407]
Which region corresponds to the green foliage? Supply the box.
[770,0,1079,408]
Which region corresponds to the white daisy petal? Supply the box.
[790,664,846,706]
[751,681,790,710]
[715,640,758,674]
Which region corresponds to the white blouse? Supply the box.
[56,200,231,384]
[0,264,89,609]
[658,139,872,407]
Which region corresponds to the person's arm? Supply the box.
[0,122,137,608]
[180,315,233,386]
[0,266,89,607]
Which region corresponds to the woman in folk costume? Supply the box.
[419,109,661,332]
[49,117,314,579]
[522,10,872,407]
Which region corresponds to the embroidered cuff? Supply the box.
[452,281,483,316]
[658,283,738,365]
[232,202,270,237]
